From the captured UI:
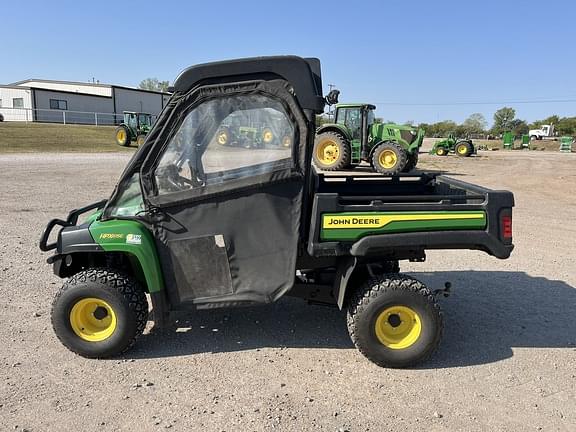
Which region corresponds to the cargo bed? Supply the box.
[307,172,514,260]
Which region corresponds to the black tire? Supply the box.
[115,125,131,147]
[347,274,443,368]
[261,127,274,145]
[371,141,408,175]
[435,146,448,156]
[51,268,148,358]
[530,135,538,141]
[136,134,146,147]
[216,127,231,146]
[402,151,419,172]
[313,131,351,171]
[0,113,4,122]
[455,141,473,157]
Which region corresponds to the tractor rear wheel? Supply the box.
[51,268,148,358]
[402,151,419,172]
[455,141,473,157]
[347,273,443,368]
[372,142,408,175]
[115,126,131,147]
[313,131,351,171]
[216,127,231,146]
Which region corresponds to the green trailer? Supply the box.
[313,103,425,175]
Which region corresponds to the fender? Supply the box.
[333,256,357,309]
[88,219,164,293]
[316,123,352,141]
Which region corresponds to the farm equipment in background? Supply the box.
[430,134,475,157]
[215,110,293,149]
[313,103,424,175]
[115,112,153,147]
[529,124,555,141]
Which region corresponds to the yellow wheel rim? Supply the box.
[374,305,422,350]
[217,131,228,145]
[282,136,292,147]
[137,136,145,146]
[316,139,340,165]
[378,149,398,169]
[116,129,126,143]
[70,298,117,342]
[457,144,467,155]
[436,148,445,156]
[262,129,274,143]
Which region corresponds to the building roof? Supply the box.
[8,79,171,96]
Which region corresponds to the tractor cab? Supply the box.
[334,103,376,147]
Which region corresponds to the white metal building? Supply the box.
[0,79,171,124]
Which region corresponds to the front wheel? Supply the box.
[372,142,408,175]
[402,151,419,172]
[347,274,443,368]
[136,134,146,146]
[435,146,448,156]
[51,268,149,358]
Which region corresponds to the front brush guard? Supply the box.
[39,200,107,251]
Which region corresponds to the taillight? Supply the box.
[501,213,512,240]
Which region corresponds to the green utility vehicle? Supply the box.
[40,56,514,368]
[115,112,153,147]
[430,134,475,157]
[313,103,425,175]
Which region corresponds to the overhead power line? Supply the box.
[372,99,576,106]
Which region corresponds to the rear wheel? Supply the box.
[313,131,351,170]
[455,141,473,157]
[372,142,408,175]
[216,127,231,146]
[115,126,131,147]
[51,268,148,358]
[347,274,443,368]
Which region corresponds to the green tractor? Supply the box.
[430,134,475,157]
[215,110,292,149]
[115,112,153,147]
[313,103,425,175]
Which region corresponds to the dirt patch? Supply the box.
[0,151,575,431]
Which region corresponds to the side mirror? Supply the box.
[324,89,340,106]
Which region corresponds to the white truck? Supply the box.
[529,124,555,140]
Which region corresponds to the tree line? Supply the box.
[418,108,576,138]
[139,77,576,138]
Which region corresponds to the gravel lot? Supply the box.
[0,149,575,431]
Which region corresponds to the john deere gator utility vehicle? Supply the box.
[115,112,153,147]
[313,103,425,175]
[39,56,514,368]
[430,134,475,157]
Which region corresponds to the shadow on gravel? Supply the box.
[124,271,576,368]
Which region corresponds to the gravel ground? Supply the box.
[0,150,575,432]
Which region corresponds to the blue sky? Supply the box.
[3,0,574,125]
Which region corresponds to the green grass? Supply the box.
[0,122,137,153]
